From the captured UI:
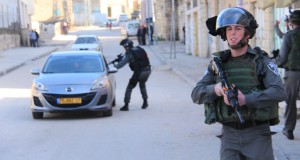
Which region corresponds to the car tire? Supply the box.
[32,112,43,119]
[112,97,116,107]
[103,108,113,117]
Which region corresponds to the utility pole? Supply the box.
[85,0,91,26]
[170,0,176,59]
[147,0,153,45]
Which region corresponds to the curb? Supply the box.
[0,48,59,78]
[0,39,71,77]
[149,45,196,87]
[0,62,26,77]
[0,48,58,77]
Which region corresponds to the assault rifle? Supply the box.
[109,53,124,65]
[271,49,279,59]
[212,57,245,124]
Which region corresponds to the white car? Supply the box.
[120,20,140,37]
[71,35,103,52]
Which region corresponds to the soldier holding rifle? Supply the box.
[191,7,286,160]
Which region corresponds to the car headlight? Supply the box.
[91,77,109,90]
[32,82,48,91]
[90,47,98,50]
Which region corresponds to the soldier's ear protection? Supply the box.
[206,16,219,36]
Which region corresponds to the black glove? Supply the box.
[271,49,279,59]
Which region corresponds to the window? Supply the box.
[193,0,198,7]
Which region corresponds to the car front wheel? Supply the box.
[112,97,116,107]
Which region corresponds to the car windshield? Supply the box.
[74,37,97,44]
[42,55,104,73]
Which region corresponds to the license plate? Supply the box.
[57,98,82,104]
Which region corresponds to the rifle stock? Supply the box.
[212,57,245,124]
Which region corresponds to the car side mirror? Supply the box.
[108,65,117,74]
[31,68,40,75]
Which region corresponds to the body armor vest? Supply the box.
[129,46,150,72]
[216,53,259,122]
[286,29,300,71]
[205,49,279,125]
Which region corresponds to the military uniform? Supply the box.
[115,46,151,107]
[275,27,300,139]
[192,46,287,160]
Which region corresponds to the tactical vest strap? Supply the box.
[253,47,268,89]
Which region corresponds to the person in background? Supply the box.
[182,25,185,44]
[34,29,39,47]
[148,23,154,44]
[192,7,287,160]
[274,10,300,140]
[137,24,144,45]
[63,22,68,35]
[29,30,37,47]
[141,24,147,45]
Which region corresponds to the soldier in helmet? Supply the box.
[114,39,151,111]
[274,10,300,140]
[191,7,286,159]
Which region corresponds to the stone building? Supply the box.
[153,0,179,41]
[73,0,139,26]
[183,0,300,57]
[152,0,300,58]
[31,0,73,39]
[0,0,32,51]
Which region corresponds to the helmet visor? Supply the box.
[216,8,251,30]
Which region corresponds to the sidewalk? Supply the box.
[148,41,300,160]
[0,36,71,77]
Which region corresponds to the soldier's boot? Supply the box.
[141,99,148,109]
[120,103,129,111]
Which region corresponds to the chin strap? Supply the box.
[228,37,248,49]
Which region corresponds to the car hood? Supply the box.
[37,73,105,85]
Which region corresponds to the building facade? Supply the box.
[185,0,300,57]
[152,0,300,58]
[0,0,32,51]
[31,0,73,39]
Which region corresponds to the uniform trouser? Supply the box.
[138,36,144,45]
[124,70,151,103]
[284,71,300,131]
[220,124,274,160]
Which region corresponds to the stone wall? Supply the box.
[0,0,23,51]
[153,0,173,40]
[0,32,21,51]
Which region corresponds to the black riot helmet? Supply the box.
[216,7,258,40]
[289,10,300,24]
[120,39,133,48]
